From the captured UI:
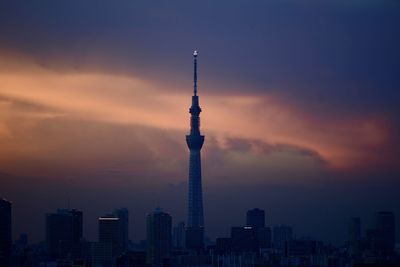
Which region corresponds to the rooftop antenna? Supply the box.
[193,50,198,96]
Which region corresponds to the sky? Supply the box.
[0,0,399,244]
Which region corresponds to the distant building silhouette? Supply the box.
[116,251,150,267]
[290,239,322,257]
[257,226,272,249]
[173,221,185,249]
[348,217,361,256]
[46,209,82,259]
[231,226,258,252]
[0,198,11,267]
[365,227,380,253]
[146,208,172,267]
[98,214,123,259]
[273,225,293,254]
[113,208,129,252]
[91,241,113,267]
[214,225,272,255]
[185,50,205,250]
[245,208,271,249]
[16,233,28,248]
[374,211,395,255]
[246,208,265,229]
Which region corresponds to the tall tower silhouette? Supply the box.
[185,50,205,250]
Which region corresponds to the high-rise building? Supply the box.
[185,50,205,250]
[91,241,113,267]
[98,215,123,259]
[245,209,271,249]
[366,228,379,252]
[113,208,129,252]
[246,208,265,229]
[374,211,395,255]
[0,198,11,267]
[146,208,172,267]
[257,227,272,249]
[231,227,258,252]
[273,225,293,254]
[46,209,83,259]
[173,221,185,249]
[228,226,271,252]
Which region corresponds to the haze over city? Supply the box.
[0,0,399,252]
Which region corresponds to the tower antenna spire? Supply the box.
[193,50,198,96]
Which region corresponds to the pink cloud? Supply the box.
[0,52,395,176]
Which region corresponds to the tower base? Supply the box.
[185,227,204,251]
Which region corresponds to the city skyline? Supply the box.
[0,0,400,248]
[2,202,397,267]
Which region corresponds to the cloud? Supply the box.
[0,51,396,173]
[0,97,323,185]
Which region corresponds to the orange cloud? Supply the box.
[0,52,392,174]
